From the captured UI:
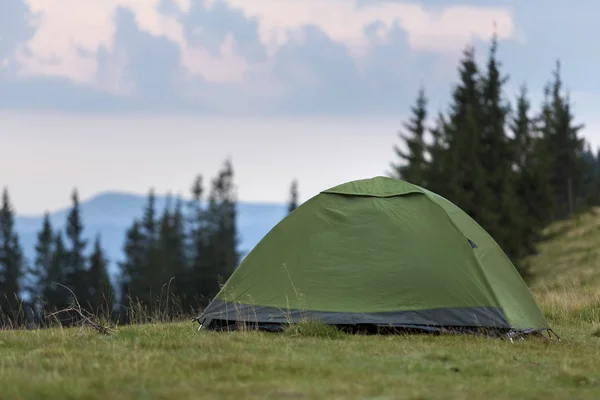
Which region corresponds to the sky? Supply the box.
[2,0,600,215]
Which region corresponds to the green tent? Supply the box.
[197,176,551,337]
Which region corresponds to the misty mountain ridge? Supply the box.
[14,191,288,277]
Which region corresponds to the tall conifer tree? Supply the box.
[288,180,299,214]
[186,175,208,308]
[548,62,586,217]
[87,235,114,315]
[510,85,553,267]
[30,212,54,311]
[531,84,558,227]
[118,220,146,309]
[478,34,523,261]
[201,160,239,306]
[391,86,429,186]
[141,189,160,306]
[0,188,25,324]
[439,45,491,223]
[44,233,69,314]
[156,196,187,311]
[64,189,88,305]
[169,197,188,303]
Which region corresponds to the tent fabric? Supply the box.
[197,176,549,335]
[201,299,510,329]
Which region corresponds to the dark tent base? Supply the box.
[197,317,558,341]
[195,300,560,340]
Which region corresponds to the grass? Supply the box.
[0,308,599,400]
[527,207,600,292]
[2,211,600,399]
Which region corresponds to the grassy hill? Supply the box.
[525,207,600,329]
[2,211,600,399]
[528,207,600,290]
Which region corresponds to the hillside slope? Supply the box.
[524,208,600,327]
[527,207,600,291]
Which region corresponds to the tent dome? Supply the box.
[197,176,549,337]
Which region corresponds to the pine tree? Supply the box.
[478,34,523,262]
[479,34,511,175]
[511,85,553,260]
[157,197,172,290]
[546,62,586,218]
[391,86,429,185]
[592,149,600,206]
[87,235,114,316]
[288,179,299,213]
[533,61,586,220]
[512,85,534,173]
[186,174,210,309]
[580,145,600,206]
[156,197,187,312]
[142,189,157,242]
[0,188,25,325]
[169,197,187,306]
[188,175,204,232]
[437,45,491,222]
[140,189,160,308]
[422,112,450,195]
[201,160,239,306]
[118,220,146,310]
[213,160,239,275]
[531,84,559,227]
[30,212,54,312]
[118,188,165,315]
[43,233,69,314]
[187,175,205,247]
[64,189,88,306]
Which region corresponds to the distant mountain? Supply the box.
[15,191,288,277]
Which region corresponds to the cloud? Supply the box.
[0,0,37,74]
[270,25,366,114]
[177,0,265,61]
[97,7,184,104]
[17,0,257,87]
[2,0,519,114]
[223,0,514,55]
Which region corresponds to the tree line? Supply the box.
[0,160,299,327]
[390,35,600,276]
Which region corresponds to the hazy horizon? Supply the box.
[5,109,600,216]
[3,112,406,215]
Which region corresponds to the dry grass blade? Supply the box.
[45,282,116,335]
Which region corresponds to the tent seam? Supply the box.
[421,191,508,327]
